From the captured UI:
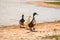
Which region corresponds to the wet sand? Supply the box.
[26,1,60,8]
[0,21,60,40]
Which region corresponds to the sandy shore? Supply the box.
[25,1,60,8]
[0,21,60,40]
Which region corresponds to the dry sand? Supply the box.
[0,21,60,40]
[25,1,60,8]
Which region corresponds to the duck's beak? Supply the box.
[36,14,38,15]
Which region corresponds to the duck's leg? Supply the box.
[30,27,32,31]
[33,27,35,31]
[30,27,35,32]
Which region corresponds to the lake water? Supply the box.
[0,0,60,26]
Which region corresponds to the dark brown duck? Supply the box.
[28,12,38,31]
[19,14,25,28]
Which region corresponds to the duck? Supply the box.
[24,16,31,29]
[28,12,38,31]
[19,14,25,28]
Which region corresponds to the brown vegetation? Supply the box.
[26,1,60,8]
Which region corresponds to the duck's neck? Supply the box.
[22,16,24,19]
[32,16,35,22]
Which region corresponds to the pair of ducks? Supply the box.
[19,12,38,31]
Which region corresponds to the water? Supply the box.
[0,0,60,26]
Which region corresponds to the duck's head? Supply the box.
[22,14,24,18]
[33,12,38,17]
[22,14,24,17]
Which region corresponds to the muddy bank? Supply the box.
[0,21,60,40]
[26,1,60,8]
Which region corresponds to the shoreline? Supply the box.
[0,20,60,27]
[25,1,60,8]
[0,20,60,28]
